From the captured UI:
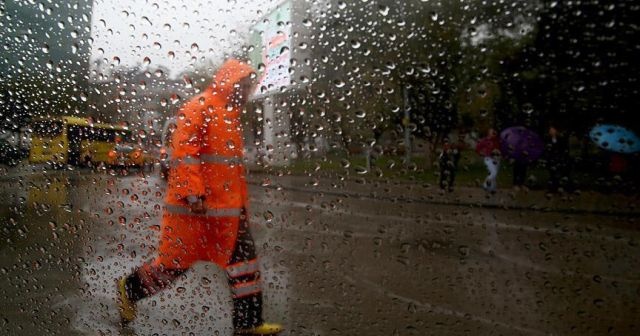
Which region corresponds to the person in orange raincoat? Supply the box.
[117,59,282,335]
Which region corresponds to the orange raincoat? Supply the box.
[153,59,254,270]
[124,60,265,329]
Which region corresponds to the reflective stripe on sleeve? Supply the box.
[165,205,242,217]
[169,154,243,167]
[230,280,262,298]
[226,259,259,278]
[200,153,243,165]
[175,156,201,165]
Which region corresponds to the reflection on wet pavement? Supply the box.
[1,169,638,335]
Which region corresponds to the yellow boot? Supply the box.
[235,322,283,335]
[117,277,137,324]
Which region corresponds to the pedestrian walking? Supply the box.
[476,128,501,192]
[439,137,461,191]
[512,160,528,187]
[500,126,544,189]
[545,126,571,192]
[117,59,282,335]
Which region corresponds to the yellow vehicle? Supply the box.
[107,142,145,167]
[29,116,141,167]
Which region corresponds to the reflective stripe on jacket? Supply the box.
[165,59,254,210]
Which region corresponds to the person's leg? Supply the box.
[513,161,527,186]
[118,261,189,324]
[215,211,283,335]
[123,264,187,301]
[483,157,492,190]
[118,211,201,323]
[493,158,500,190]
[484,157,499,191]
[448,164,456,191]
[560,162,572,191]
[439,156,448,189]
[548,163,559,192]
[225,213,263,330]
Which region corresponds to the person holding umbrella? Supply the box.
[476,128,501,192]
[500,126,545,189]
[545,125,571,192]
[589,123,640,186]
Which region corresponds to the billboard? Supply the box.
[249,1,292,97]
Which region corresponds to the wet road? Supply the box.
[0,168,638,335]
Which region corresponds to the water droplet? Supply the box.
[458,245,470,256]
[355,166,368,174]
[263,210,274,222]
[42,44,49,53]
[523,103,534,115]
[183,77,193,89]
[143,57,151,66]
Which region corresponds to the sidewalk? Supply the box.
[4,162,638,217]
[247,172,640,217]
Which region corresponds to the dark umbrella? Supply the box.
[500,126,544,163]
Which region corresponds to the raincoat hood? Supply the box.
[210,59,255,99]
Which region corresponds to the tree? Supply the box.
[496,0,639,135]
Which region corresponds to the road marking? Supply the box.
[266,224,377,239]
[485,249,640,284]
[248,180,640,217]
[251,198,631,244]
[343,274,546,335]
[254,199,640,283]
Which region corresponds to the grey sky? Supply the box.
[90,0,280,78]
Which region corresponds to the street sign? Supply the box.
[249,1,292,98]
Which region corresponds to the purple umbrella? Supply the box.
[500,126,544,163]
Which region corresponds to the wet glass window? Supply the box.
[0,0,638,335]
[32,121,63,137]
